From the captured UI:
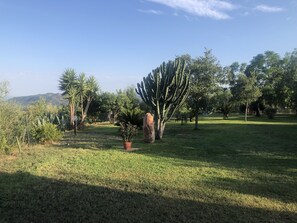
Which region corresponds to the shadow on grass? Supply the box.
[0,171,296,223]
[135,123,297,169]
[57,127,123,150]
[199,176,297,204]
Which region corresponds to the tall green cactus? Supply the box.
[136,58,190,140]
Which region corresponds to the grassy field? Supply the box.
[0,115,297,222]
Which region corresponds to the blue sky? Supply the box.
[0,0,296,97]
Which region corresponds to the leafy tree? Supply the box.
[284,49,297,113]
[187,49,221,129]
[0,101,24,153]
[95,92,117,123]
[0,81,9,100]
[136,58,190,139]
[231,73,261,121]
[215,88,233,119]
[245,51,285,114]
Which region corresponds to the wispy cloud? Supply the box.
[147,0,237,20]
[254,4,284,13]
[138,9,163,15]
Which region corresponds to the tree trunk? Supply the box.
[79,98,92,128]
[194,111,199,130]
[245,102,248,122]
[156,119,165,140]
[223,113,228,119]
[70,104,75,130]
[255,101,261,117]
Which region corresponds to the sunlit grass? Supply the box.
[1,115,297,222]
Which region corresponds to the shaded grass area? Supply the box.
[0,115,297,222]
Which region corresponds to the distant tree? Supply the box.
[0,81,9,100]
[245,51,284,114]
[96,92,117,123]
[136,58,190,139]
[215,88,233,119]
[187,49,221,129]
[284,49,297,113]
[231,73,261,121]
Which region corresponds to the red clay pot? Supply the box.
[123,141,132,150]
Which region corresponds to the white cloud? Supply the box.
[147,0,237,20]
[138,9,163,15]
[254,4,284,13]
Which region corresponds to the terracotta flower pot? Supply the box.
[123,141,132,150]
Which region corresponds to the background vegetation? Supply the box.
[1,48,297,222]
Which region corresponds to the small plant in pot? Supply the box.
[119,122,138,150]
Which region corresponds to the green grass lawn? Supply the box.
[1,115,297,222]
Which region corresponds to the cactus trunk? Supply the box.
[156,119,165,140]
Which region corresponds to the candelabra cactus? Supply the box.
[136,58,190,140]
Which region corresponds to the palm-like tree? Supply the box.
[80,75,99,126]
[59,69,78,129]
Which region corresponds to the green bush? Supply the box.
[31,121,63,143]
[265,107,277,119]
[119,122,138,142]
[118,108,144,128]
[0,135,11,154]
[0,101,25,153]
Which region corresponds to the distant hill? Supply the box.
[9,93,67,106]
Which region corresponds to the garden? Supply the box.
[1,115,297,222]
[1,49,297,222]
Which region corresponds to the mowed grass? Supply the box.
[0,115,297,222]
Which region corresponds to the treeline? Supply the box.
[88,48,297,125]
[1,48,297,151]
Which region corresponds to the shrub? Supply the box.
[0,135,11,154]
[31,120,63,143]
[119,122,138,142]
[0,101,24,153]
[265,107,277,119]
[118,108,143,128]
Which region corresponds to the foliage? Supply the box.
[0,81,9,100]
[231,73,262,121]
[0,98,64,151]
[78,73,100,126]
[285,49,297,112]
[215,88,233,119]
[0,101,24,153]
[136,58,190,139]
[59,68,78,129]
[175,105,191,124]
[187,49,222,129]
[93,87,142,123]
[119,122,138,142]
[0,135,11,154]
[59,69,99,129]
[31,119,63,143]
[118,107,143,128]
[265,107,277,119]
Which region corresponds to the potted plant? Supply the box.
[119,122,138,150]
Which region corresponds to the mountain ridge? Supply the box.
[9,93,67,106]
